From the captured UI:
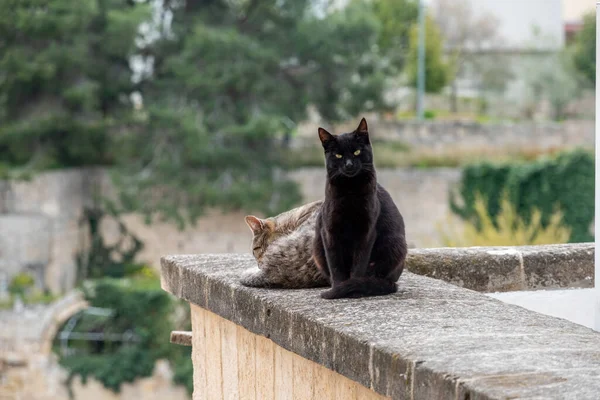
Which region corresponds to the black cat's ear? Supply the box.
[356,117,368,135]
[318,127,335,146]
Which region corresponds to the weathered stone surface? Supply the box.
[406,243,594,292]
[0,291,87,355]
[161,253,600,400]
[519,243,594,289]
[0,214,52,282]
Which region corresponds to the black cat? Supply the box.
[313,118,407,299]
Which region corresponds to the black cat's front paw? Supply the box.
[320,288,340,299]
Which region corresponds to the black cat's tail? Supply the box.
[320,277,397,299]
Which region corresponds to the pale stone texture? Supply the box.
[0,291,87,356]
[190,304,389,400]
[0,215,51,281]
[0,356,189,400]
[0,292,188,400]
[162,254,600,400]
[0,168,105,293]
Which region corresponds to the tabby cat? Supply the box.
[313,117,407,299]
[241,200,328,288]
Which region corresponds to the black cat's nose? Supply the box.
[345,159,353,168]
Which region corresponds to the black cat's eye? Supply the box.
[335,154,342,159]
[354,150,361,156]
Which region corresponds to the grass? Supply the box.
[285,142,569,169]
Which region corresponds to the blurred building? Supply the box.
[563,0,594,43]
[425,0,586,117]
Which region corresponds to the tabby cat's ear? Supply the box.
[318,127,335,146]
[356,117,368,135]
[245,216,264,233]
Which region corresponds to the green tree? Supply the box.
[115,0,393,227]
[406,15,449,93]
[432,0,501,113]
[521,51,581,121]
[58,278,193,394]
[0,0,148,171]
[572,12,595,86]
[0,0,396,227]
[370,0,419,71]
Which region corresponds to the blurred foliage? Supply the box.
[2,271,56,309]
[521,51,582,121]
[572,12,595,87]
[450,150,594,243]
[113,0,395,227]
[370,0,418,71]
[406,15,449,93]
[0,0,148,170]
[0,0,398,228]
[423,109,436,120]
[58,278,192,395]
[432,0,504,113]
[440,192,570,247]
[8,272,35,296]
[76,207,145,281]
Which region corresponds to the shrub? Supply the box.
[56,278,192,395]
[439,192,570,246]
[423,110,436,120]
[450,149,594,243]
[9,272,35,296]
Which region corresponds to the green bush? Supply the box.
[423,110,436,120]
[450,149,594,243]
[57,278,192,395]
[440,191,570,246]
[9,272,35,296]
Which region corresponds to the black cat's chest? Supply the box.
[322,191,378,242]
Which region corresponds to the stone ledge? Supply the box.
[407,243,594,292]
[161,253,600,400]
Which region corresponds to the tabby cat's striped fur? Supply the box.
[242,200,328,288]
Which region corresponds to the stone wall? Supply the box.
[0,169,105,293]
[103,167,462,267]
[0,167,461,294]
[295,119,594,153]
[0,292,189,400]
[0,354,188,400]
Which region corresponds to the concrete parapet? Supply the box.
[161,252,600,400]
